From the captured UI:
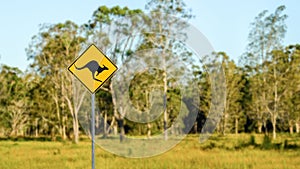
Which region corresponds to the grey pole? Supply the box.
[91,93,95,169]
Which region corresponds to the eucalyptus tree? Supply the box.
[85,5,146,141]
[202,52,244,135]
[217,52,244,135]
[27,21,87,143]
[0,65,28,136]
[26,74,56,137]
[275,45,300,134]
[241,6,287,139]
[142,0,194,140]
[129,68,164,137]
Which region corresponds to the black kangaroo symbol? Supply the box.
[74,60,109,82]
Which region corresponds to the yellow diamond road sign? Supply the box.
[68,44,118,93]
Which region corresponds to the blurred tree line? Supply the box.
[0,1,299,143]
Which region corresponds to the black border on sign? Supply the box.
[67,44,118,94]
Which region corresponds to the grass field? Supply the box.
[0,134,299,169]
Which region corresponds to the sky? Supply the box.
[0,0,299,71]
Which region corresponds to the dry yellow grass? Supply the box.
[0,134,299,169]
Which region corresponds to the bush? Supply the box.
[261,135,272,150]
[249,135,256,146]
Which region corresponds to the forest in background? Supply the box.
[0,0,299,144]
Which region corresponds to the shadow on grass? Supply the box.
[0,136,64,142]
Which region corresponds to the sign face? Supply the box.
[68,44,118,93]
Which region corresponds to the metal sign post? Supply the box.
[91,93,95,169]
[67,44,118,169]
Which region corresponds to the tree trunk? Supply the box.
[163,70,168,140]
[11,124,17,137]
[54,96,63,139]
[272,59,278,140]
[235,117,239,135]
[110,82,119,136]
[96,111,99,132]
[118,107,125,142]
[106,115,116,135]
[289,126,294,134]
[193,122,197,134]
[20,128,24,137]
[62,116,67,140]
[258,121,262,133]
[120,127,125,142]
[73,113,79,144]
[216,124,220,134]
[263,121,268,135]
[35,118,39,137]
[288,120,293,134]
[118,118,125,142]
[163,115,168,140]
[272,116,276,139]
[147,123,151,138]
[51,127,56,141]
[114,124,118,135]
[222,112,227,135]
[296,122,299,134]
[64,92,85,144]
[103,112,107,138]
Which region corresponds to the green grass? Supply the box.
[0,134,300,169]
